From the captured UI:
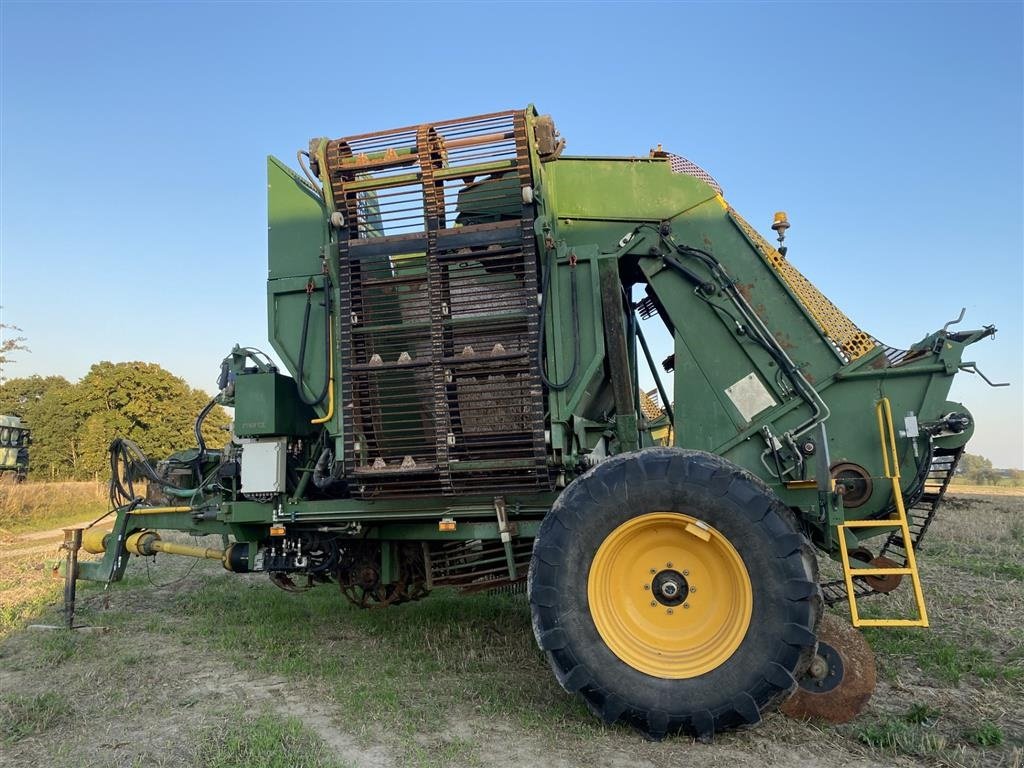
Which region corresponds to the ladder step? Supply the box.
[840,519,904,529]
[856,618,928,628]
[822,440,965,612]
[848,567,914,576]
[834,397,935,628]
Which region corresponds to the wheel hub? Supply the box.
[780,614,877,723]
[800,642,844,693]
[587,512,753,679]
[652,569,689,606]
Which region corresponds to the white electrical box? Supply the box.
[240,438,288,495]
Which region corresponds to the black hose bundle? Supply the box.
[107,437,209,509]
[193,394,220,482]
[537,251,579,391]
[296,278,332,406]
[108,437,162,508]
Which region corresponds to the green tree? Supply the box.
[0,375,70,417]
[0,317,29,382]
[2,364,229,479]
[0,376,78,478]
[958,453,999,486]
[28,379,84,479]
[72,362,230,477]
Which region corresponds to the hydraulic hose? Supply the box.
[296,278,332,407]
[297,150,323,196]
[538,250,579,391]
[651,235,831,479]
[193,394,219,473]
[673,242,829,434]
[107,438,213,508]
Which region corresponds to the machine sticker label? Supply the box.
[725,373,777,422]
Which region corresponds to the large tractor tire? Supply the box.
[528,447,822,739]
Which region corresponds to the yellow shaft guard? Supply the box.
[81,527,109,554]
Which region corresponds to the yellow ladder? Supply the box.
[837,397,929,628]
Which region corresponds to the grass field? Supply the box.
[0,484,1021,767]
[0,481,107,535]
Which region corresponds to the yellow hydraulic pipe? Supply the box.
[311,327,335,425]
[128,506,193,515]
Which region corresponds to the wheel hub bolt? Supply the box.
[690,586,697,593]
[650,600,657,607]
[666,608,673,615]
[683,603,690,609]
[808,655,829,680]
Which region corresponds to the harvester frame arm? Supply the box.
[615,223,829,459]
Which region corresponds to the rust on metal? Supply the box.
[863,555,904,593]
[324,110,550,499]
[780,614,877,723]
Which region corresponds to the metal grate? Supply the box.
[639,389,664,421]
[728,209,877,363]
[326,110,550,498]
[665,152,723,195]
[425,538,532,592]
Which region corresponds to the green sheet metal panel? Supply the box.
[267,156,327,280]
[267,274,330,413]
[545,156,717,221]
[234,371,317,437]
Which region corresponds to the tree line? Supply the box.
[956,453,1024,487]
[0,363,229,480]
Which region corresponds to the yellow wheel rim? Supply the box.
[587,512,753,679]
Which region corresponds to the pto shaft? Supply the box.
[82,528,251,572]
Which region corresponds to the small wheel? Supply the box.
[780,614,876,723]
[864,556,903,593]
[529,447,822,740]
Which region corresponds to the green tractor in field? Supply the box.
[70,107,999,738]
[0,415,30,483]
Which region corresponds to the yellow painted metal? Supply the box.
[788,478,837,492]
[785,479,819,490]
[639,389,673,445]
[638,389,662,420]
[728,208,876,362]
[152,540,225,562]
[587,512,753,679]
[310,328,335,425]
[81,528,110,554]
[126,529,227,564]
[314,139,335,211]
[837,398,929,628]
[128,506,193,515]
[125,531,158,556]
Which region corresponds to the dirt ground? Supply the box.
[1,492,1021,768]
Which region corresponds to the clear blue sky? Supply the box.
[1,2,1021,467]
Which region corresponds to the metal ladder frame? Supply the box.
[837,397,929,628]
